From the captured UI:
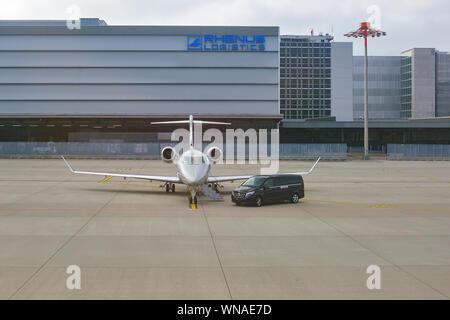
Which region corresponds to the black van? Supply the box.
[231,174,304,207]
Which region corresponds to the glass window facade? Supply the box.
[280,36,332,119]
[436,51,450,117]
[400,50,412,118]
[352,56,402,120]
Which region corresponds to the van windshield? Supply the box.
[242,176,267,187]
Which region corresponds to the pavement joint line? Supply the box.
[302,198,450,213]
[1,181,61,217]
[300,206,450,299]
[7,165,134,300]
[98,170,123,183]
[199,198,233,300]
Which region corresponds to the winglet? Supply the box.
[61,155,75,173]
[307,157,321,174]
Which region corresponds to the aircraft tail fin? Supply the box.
[152,115,230,149]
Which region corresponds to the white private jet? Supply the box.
[62,115,320,209]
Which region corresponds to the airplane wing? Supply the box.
[207,174,254,183]
[207,157,320,183]
[61,156,180,183]
[280,157,321,175]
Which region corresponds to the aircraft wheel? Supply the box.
[165,184,170,192]
[255,196,263,207]
[171,184,175,192]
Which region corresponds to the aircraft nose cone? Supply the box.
[182,165,208,185]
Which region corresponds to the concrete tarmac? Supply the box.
[0,158,449,299]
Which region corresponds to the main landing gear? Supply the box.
[208,183,220,193]
[165,183,176,193]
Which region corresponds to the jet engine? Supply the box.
[161,146,177,163]
[206,147,222,163]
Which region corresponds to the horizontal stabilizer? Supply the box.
[151,120,230,125]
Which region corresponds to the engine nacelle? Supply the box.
[206,147,222,163]
[161,146,177,163]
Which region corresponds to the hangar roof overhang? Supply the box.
[0,113,283,120]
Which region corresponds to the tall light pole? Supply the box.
[345,22,386,159]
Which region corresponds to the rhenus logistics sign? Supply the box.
[187,34,266,51]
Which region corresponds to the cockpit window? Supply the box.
[183,155,206,165]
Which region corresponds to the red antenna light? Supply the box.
[344,22,386,46]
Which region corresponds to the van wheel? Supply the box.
[291,193,299,203]
[255,196,263,207]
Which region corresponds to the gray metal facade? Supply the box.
[0,19,280,118]
[353,56,401,120]
[436,51,450,117]
[0,142,347,160]
[387,143,450,160]
[401,48,436,119]
[331,42,353,121]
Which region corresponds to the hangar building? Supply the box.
[0,18,281,142]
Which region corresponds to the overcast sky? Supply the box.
[1,0,449,55]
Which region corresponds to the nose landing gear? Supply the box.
[189,195,198,209]
[188,187,198,209]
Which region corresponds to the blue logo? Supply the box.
[187,35,203,51]
[187,34,266,51]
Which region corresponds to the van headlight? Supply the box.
[245,191,255,198]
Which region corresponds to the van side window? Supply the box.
[264,178,274,188]
[274,177,286,186]
[281,175,299,185]
[288,176,298,184]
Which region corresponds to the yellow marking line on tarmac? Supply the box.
[398,170,446,182]
[371,204,388,208]
[106,181,198,210]
[97,178,448,213]
[98,170,123,183]
[302,198,450,213]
